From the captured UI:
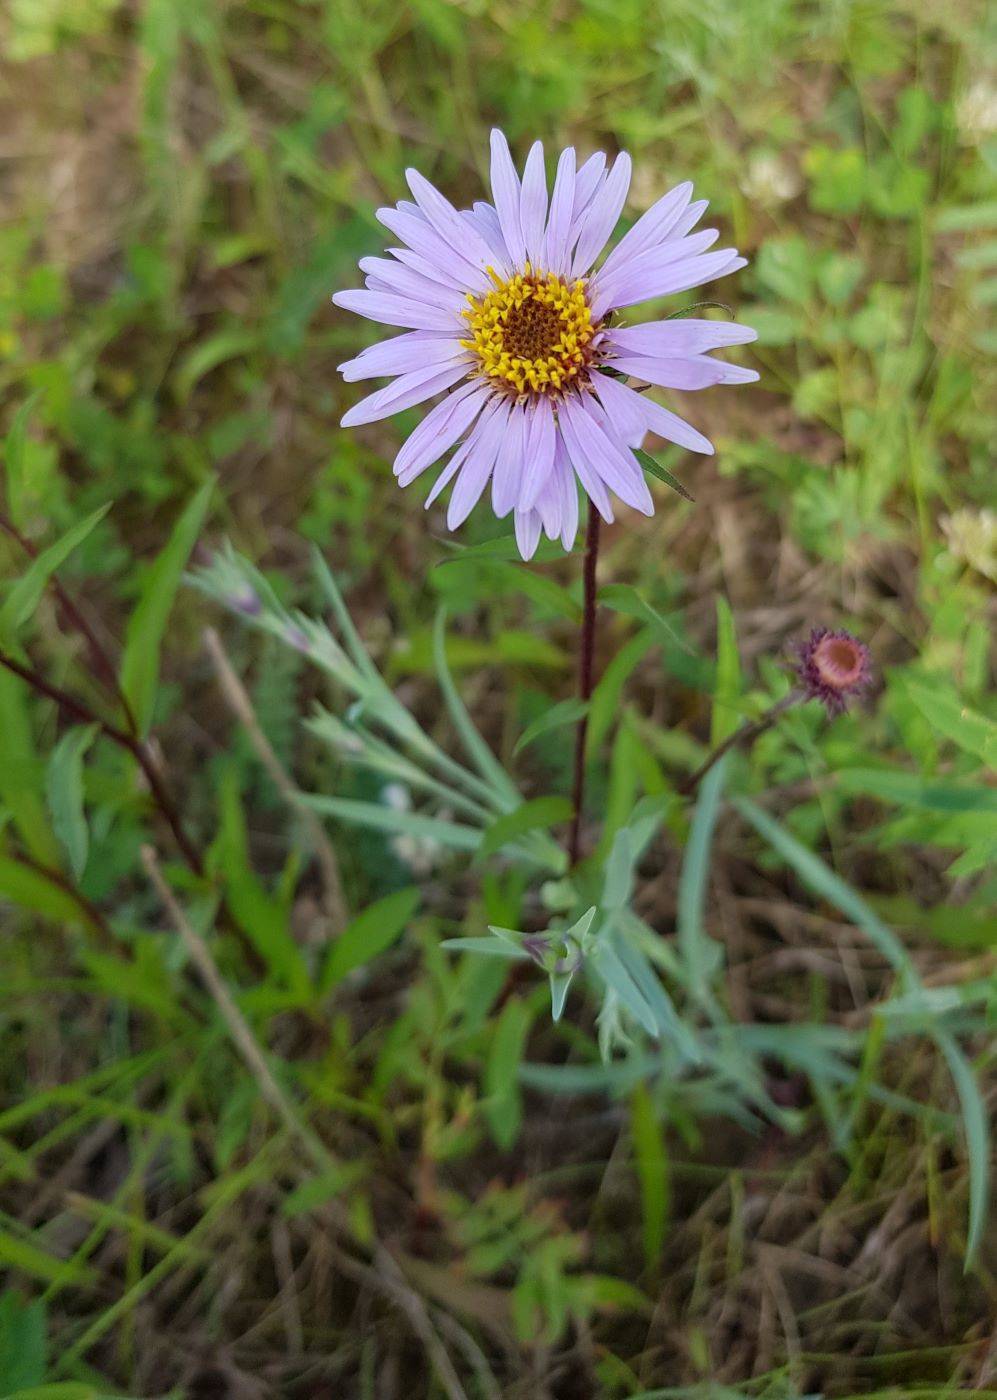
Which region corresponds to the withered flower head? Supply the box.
[794,628,871,715]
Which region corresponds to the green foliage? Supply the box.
[120,481,213,734]
[0,1,994,1395]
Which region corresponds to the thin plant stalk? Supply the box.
[678,691,799,796]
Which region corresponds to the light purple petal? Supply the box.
[570,152,632,278]
[341,361,469,428]
[464,202,510,265]
[489,129,527,269]
[339,332,467,383]
[561,395,653,516]
[589,370,647,447]
[517,394,556,511]
[424,399,502,506]
[542,146,576,275]
[376,206,492,293]
[666,198,709,242]
[609,319,758,357]
[332,288,462,333]
[590,229,722,317]
[394,382,488,486]
[359,257,463,309]
[389,245,474,292]
[341,364,467,430]
[556,412,614,523]
[594,249,747,313]
[535,463,564,539]
[606,354,757,392]
[491,406,528,517]
[593,372,714,455]
[405,168,495,271]
[596,181,694,282]
[447,400,509,528]
[520,141,548,267]
[424,434,476,507]
[570,153,607,227]
[553,443,580,550]
[514,509,543,560]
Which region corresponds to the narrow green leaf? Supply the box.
[174,329,259,403]
[120,481,213,735]
[45,725,98,880]
[598,583,691,653]
[602,828,634,911]
[835,768,997,813]
[0,669,59,866]
[485,998,532,1149]
[436,535,573,566]
[549,971,573,1021]
[0,1289,46,1391]
[0,856,95,930]
[216,771,311,998]
[631,1083,670,1267]
[305,793,483,852]
[591,939,657,1035]
[322,887,420,991]
[3,397,39,529]
[432,609,521,809]
[442,936,528,960]
[935,1030,990,1265]
[282,1162,367,1217]
[711,595,741,746]
[0,1231,94,1287]
[587,627,657,759]
[0,506,111,643]
[677,757,728,1002]
[906,682,997,768]
[439,557,581,620]
[734,796,914,978]
[478,796,572,861]
[633,448,694,501]
[514,697,588,756]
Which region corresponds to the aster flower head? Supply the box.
[794,628,872,715]
[333,131,757,559]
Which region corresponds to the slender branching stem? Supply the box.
[0,510,138,732]
[568,501,601,867]
[678,691,800,797]
[0,648,204,875]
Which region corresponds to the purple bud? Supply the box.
[794,628,872,715]
[229,586,261,617]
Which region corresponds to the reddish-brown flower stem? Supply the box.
[567,500,601,867]
[0,511,138,732]
[677,692,799,797]
[0,648,204,876]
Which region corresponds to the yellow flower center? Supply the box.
[460,264,597,397]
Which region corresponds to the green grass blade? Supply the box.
[120,480,213,734]
[432,608,520,810]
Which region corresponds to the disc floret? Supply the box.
[461,263,598,398]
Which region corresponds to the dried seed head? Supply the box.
[794,628,871,715]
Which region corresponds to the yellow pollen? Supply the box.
[460,264,597,398]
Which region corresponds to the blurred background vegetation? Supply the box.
[0,0,995,1395]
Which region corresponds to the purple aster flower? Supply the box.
[332,131,757,559]
[794,628,872,715]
